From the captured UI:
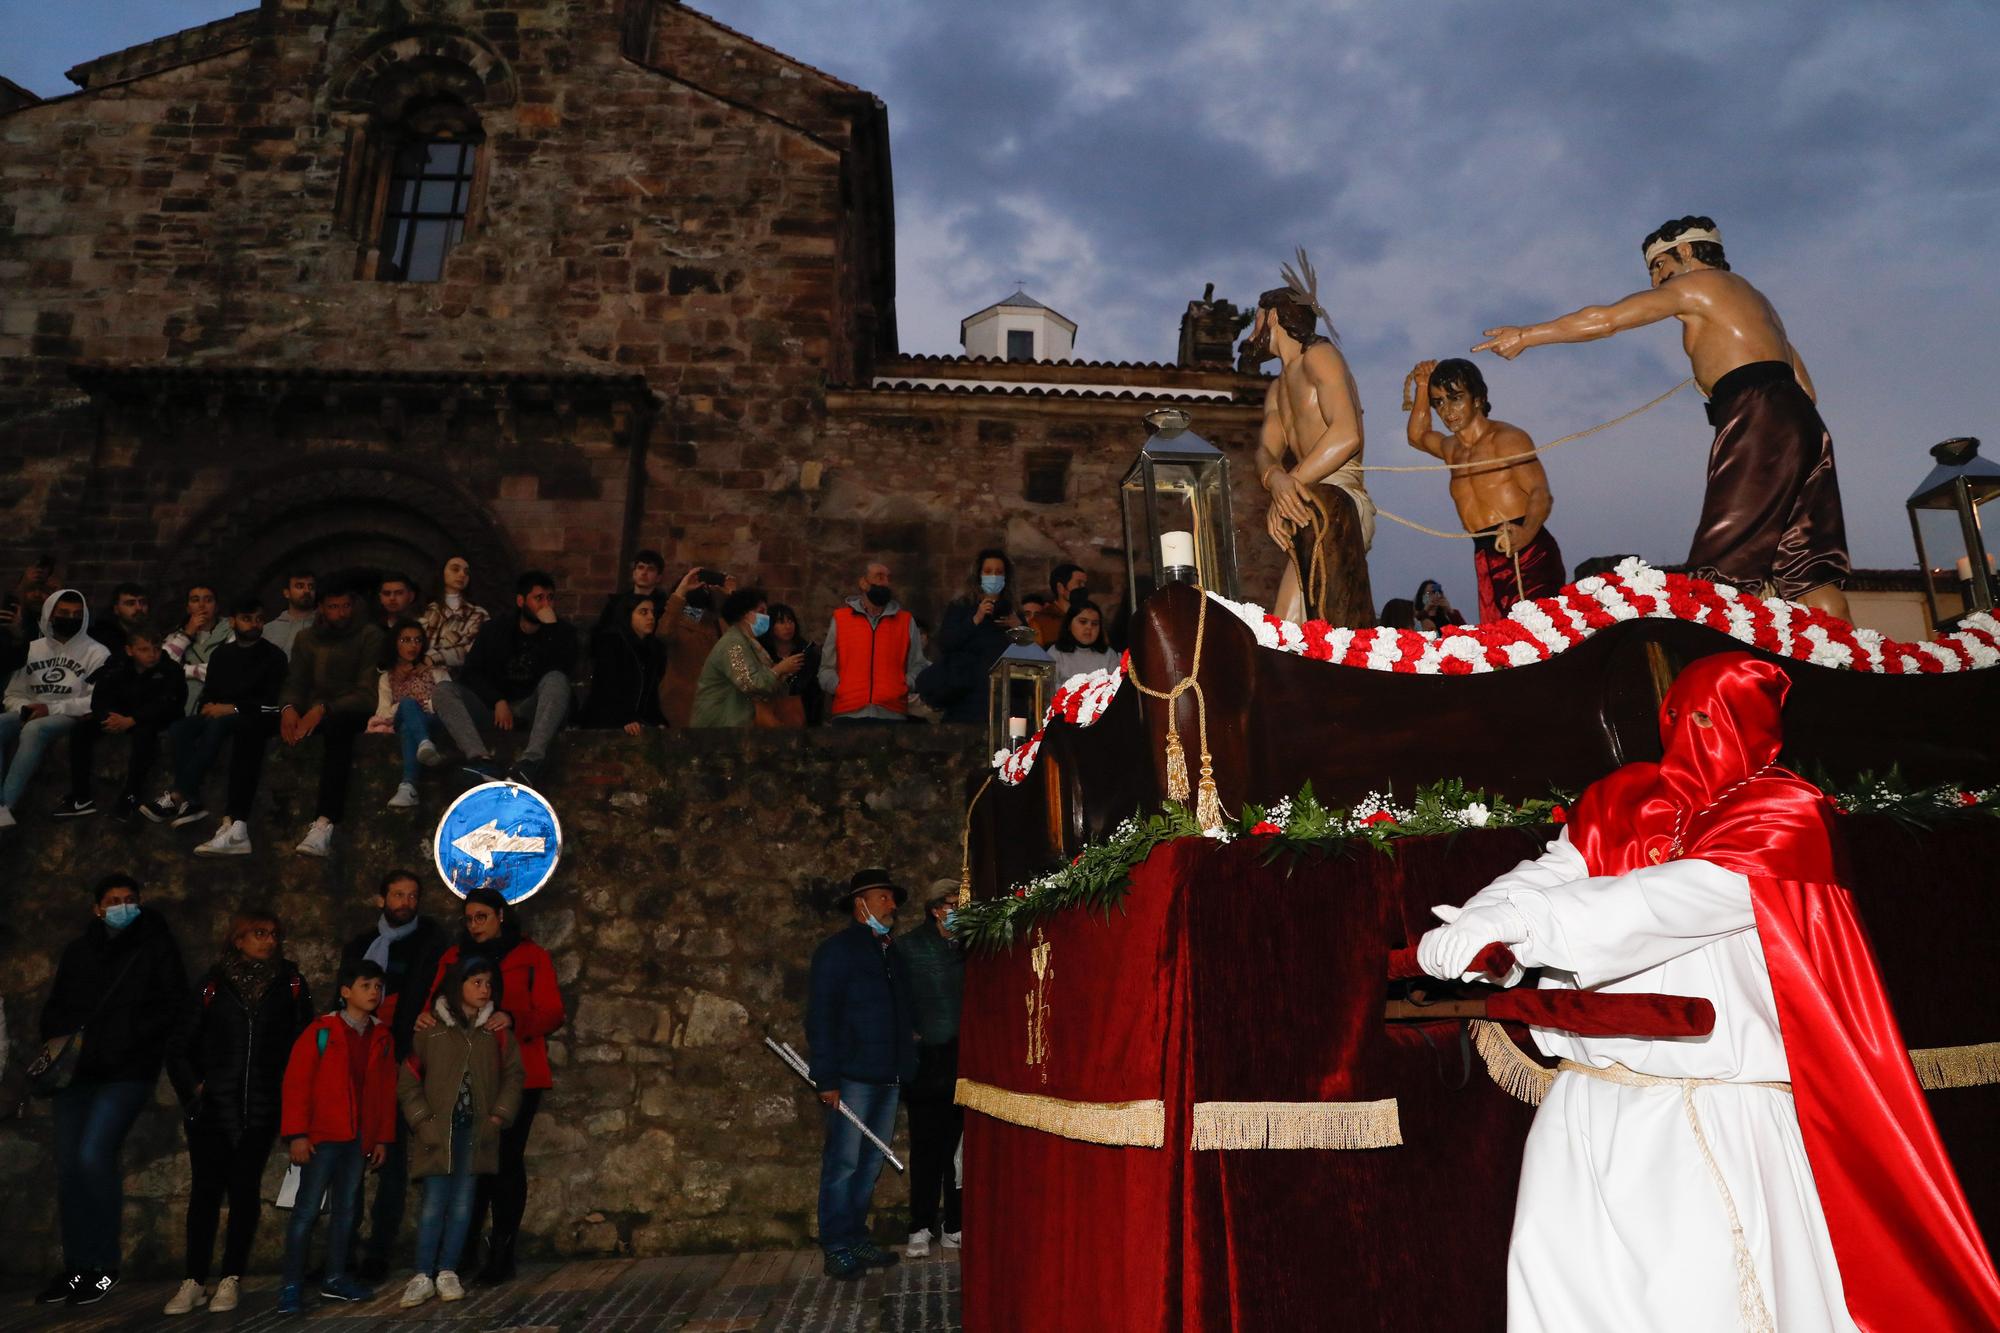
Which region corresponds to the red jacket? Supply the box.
[279,1013,397,1152]
[429,940,565,1090]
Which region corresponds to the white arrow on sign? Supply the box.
[451,820,549,870]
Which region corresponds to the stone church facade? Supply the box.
[1,0,1277,628]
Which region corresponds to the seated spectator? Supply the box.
[596,550,665,629]
[0,554,61,680]
[818,562,928,723]
[152,597,287,854]
[1031,563,1090,648]
[279,581,384,858]
[758,603,822,725]
[163,583,232,715]
[921,549,1019,724]
[57,625,181,821]
[262,568,318,659]
[1049,600,1119,682]
[94,583,151,659]
[418,556,487,671]
[657,567,722,727]
[692,588,802,727]
[0,589,107,831]
[376,573,418,633]
[580,593,667,733]
[432,570,576,787]
[1415,579,1465,631]
[368,619,450,810]
[1377,598,1419,630]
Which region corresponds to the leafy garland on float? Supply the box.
[953,773,2000,955]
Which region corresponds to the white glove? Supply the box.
[1416,901,1528,981]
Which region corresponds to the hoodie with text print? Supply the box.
[3,589,110,717]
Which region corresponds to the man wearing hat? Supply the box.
[806,868,919,1280]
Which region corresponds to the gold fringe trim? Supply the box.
[954,1078,1164,1148]
[1473,1019,1556,1106]
[1911,1041,2000,1090]
[1189,1098,1402,1151]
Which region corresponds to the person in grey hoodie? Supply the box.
[0,589,109,828]
[817,562,929,723]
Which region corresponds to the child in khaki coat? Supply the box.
[395,955,523,1308]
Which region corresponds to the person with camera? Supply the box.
[658,565,725,727]
[920,549,1019,724]
[691,587,804,727]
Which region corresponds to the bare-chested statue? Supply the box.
[1473,215,1850,621]
[1249,252,1375,626]
[1405,358,1563,623]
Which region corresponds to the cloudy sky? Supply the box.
[11,1,1999,610]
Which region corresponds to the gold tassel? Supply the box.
[1195,764,1222,831]
[1163,724,1190,802]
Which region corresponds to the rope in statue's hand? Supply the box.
[1369,377,1694,474]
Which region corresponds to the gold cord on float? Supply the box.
[1123,591,1222,829]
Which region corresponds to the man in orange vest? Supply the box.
[818,562,929,723]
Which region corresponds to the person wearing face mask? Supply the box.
[431,570,576,789]
[818,561,929,723]
[417,557,487,671]
[807,869,918,1280]
[691,587,802,727]
[0,588,109,831]
[155,596,289,854]
[579,593,668,733]
[920,549,1019,725]
[35,873,189,1308]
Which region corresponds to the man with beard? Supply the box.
[93,584,151,658]
[1405,358,1564,622]
[1248,252,1375,626]
[262,569,318,658]
[1474,215,1850,621]
[340,870,449,1280]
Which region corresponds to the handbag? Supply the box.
[26,951,142,1097]
[754,694,805,729]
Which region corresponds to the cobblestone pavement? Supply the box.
[0,1253,961,1333]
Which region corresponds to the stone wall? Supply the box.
[0,725,988,1278]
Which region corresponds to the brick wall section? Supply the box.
[0,725,989,1276]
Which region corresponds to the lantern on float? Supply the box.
[1907,436,1999,632]
[1120,408,1241,610]
[988,636,1056,757]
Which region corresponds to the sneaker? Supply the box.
[276,1282,303,1314]
[112,793,140,823]
[69,1272,116,1305]
[387,782,419,809]
[822,1247,866,1281]
[905,1229,932,1259]
[36,1273,80,1304]
[52,796,96,819]
[510,758,544,789]
[141,792,180,823]
[941,1229,962,1250]
[193,819,251,858]
[295,818,335,858]
[209,1276,240,1313]
[318,1274,372,1302]
[416,739,445,767]
[171,803,211,829]
[462,758,502,784]
[852,1241,900,1269]
[163,1278,207,1314]
[398,1274,435,1308]
[435,1271,464,1302]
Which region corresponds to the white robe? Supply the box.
[1462,831,1857,1333]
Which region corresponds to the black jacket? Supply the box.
[460,615,578,707]
[579,625,667,728]
[89,657,184,729]
[806,922,919,1090]
[339,916,450,1060]
[40,908,189,1085]
[165,959,314,1137]
[195,636,289,712]
[924,597,1013,724]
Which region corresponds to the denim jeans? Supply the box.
[432,672,570,764]
[282,1139,364,1287]
[394,699,445,784]
[52,1079,152,1272]
[816,1079,899,1253]
[0,709,76,810]
[412,1108,479,1277]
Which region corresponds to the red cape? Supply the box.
[1569,654,2000,1332]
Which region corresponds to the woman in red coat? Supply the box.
[420,887,564,1285]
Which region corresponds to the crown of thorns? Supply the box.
[1275,248,1338,345]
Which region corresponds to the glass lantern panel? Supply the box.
[1913,506,1974,620]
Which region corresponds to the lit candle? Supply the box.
[1956,554,1997,582]
[1009,716,1028,741]
[1161,530,1196,569]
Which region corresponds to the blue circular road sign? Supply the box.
[433,781,563,903]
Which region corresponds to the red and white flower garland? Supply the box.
[993,558,2000,785]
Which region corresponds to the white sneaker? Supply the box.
[162,1279,207,1314]
[295,817,335,857]
[399,1273,435,1308]
[416,739,444,767]
[0,805,14,829]
[942,1229,962,1250]
[193,819,251,857]
[435,1271,464,1302]
[209,1276,239,1312]
[905,1228,932,1258]
[387,782,419,809]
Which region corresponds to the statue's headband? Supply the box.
[1644,227,1721,264]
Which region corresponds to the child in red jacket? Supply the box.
[276,959,395,1314]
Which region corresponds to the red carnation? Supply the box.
[1362,811,1396,827]
[1960,791,1980,807]
[1014,887,1028,898]
[1551,806,1568,824]
[1250,820,1282,836]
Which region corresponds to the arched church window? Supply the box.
[378,137,478,283]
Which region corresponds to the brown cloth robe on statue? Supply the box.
[1685,360,1849,599]
[1286,482,1375,629]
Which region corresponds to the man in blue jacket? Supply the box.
[807,867,917,1280]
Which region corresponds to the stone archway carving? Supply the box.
[327,23,520,116]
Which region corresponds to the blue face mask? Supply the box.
[751,612,771,637]
[104,903,140,931]
[979,574,1006,596]
[865,912,891,937]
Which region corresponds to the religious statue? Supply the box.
[1473,215,1850,621]
[1248,251,1375,626]
[1404,358,1563,623]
